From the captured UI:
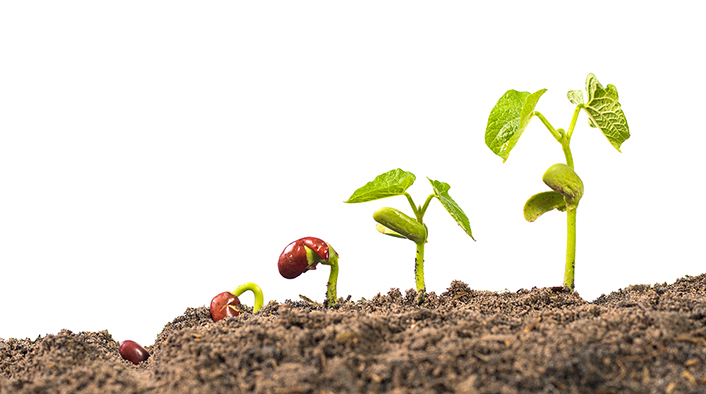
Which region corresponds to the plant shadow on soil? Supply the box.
[3,274,706,394]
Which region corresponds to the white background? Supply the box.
[1,2,704,346]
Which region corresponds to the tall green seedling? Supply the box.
[345,168,475,303]
[485,73,630,291]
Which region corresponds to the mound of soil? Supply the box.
[3,274,706,393]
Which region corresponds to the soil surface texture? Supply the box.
[3,274,706,394]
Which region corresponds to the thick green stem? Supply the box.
[561,139,575,169]
[537,107,583,292]
[564,208,577,291]
[561,138,576,292]
[401,192,430,304]
[414,241,426,303]
[232,282,264,312]
[324,248,339,308]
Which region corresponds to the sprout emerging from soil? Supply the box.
[345,169,475,304]
[119,340,149,365]
[209,282,264,322]
[278,237,339,308]
[485,73,630,291]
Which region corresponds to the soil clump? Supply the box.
[3,274,706,393]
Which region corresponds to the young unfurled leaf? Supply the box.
[523,191,567,222]
[428,178,475,240]
[583,73,630,151]
[344,168,416,203]
[485,89,547,162]
[567,90,584,105]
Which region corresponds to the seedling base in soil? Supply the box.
[2,274,706,393]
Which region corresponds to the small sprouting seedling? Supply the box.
[344,168,474,303]
[119,340,149,365]
[278,237,339,308]
[209,282,264,322]
[485,73,630,291]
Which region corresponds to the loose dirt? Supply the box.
[3,274,706,393]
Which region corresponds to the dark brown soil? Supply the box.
[3,274,706,394]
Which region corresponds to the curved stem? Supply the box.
[404,193,420,219]
[533,111,563,142]
[564,208,577,291]
[414,241,426,304]
[232,282,264,312]
[324,248,339,308]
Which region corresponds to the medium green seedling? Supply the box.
[485,73,630,291]
[345,168,475,303]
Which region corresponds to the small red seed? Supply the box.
[210,291,241,322]
[119,340,149,365]
[278,237,329,279]
[302,237,329,261]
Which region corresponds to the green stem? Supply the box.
[564,208,577,291]
[325,249,339,308]
[404,193,420,219]
[232,282,264,312]
[561,136,576,292]
[566,104,583,140]
[414,241,426,304]
[561,139,574,169]
[533,111,563,142]
[418,194,435,220]
[537,107,582,292]
[536,111,575,168]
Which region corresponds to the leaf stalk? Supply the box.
[566,104,583,140]
[418,194,435,220]
[533,111,562,141]
[404,193,420,219]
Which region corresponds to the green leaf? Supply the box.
[567,90,584,105]
[344,169,416,203]
[485,89,547,162]
[583,73,630,151]
[523,191,567,222]
[428,178,475,240]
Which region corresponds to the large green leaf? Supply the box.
[583,73,630,151]
[523,191,567,222]
[485,89,547,162]
[344,168,416,203]
[428,178,475,240]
